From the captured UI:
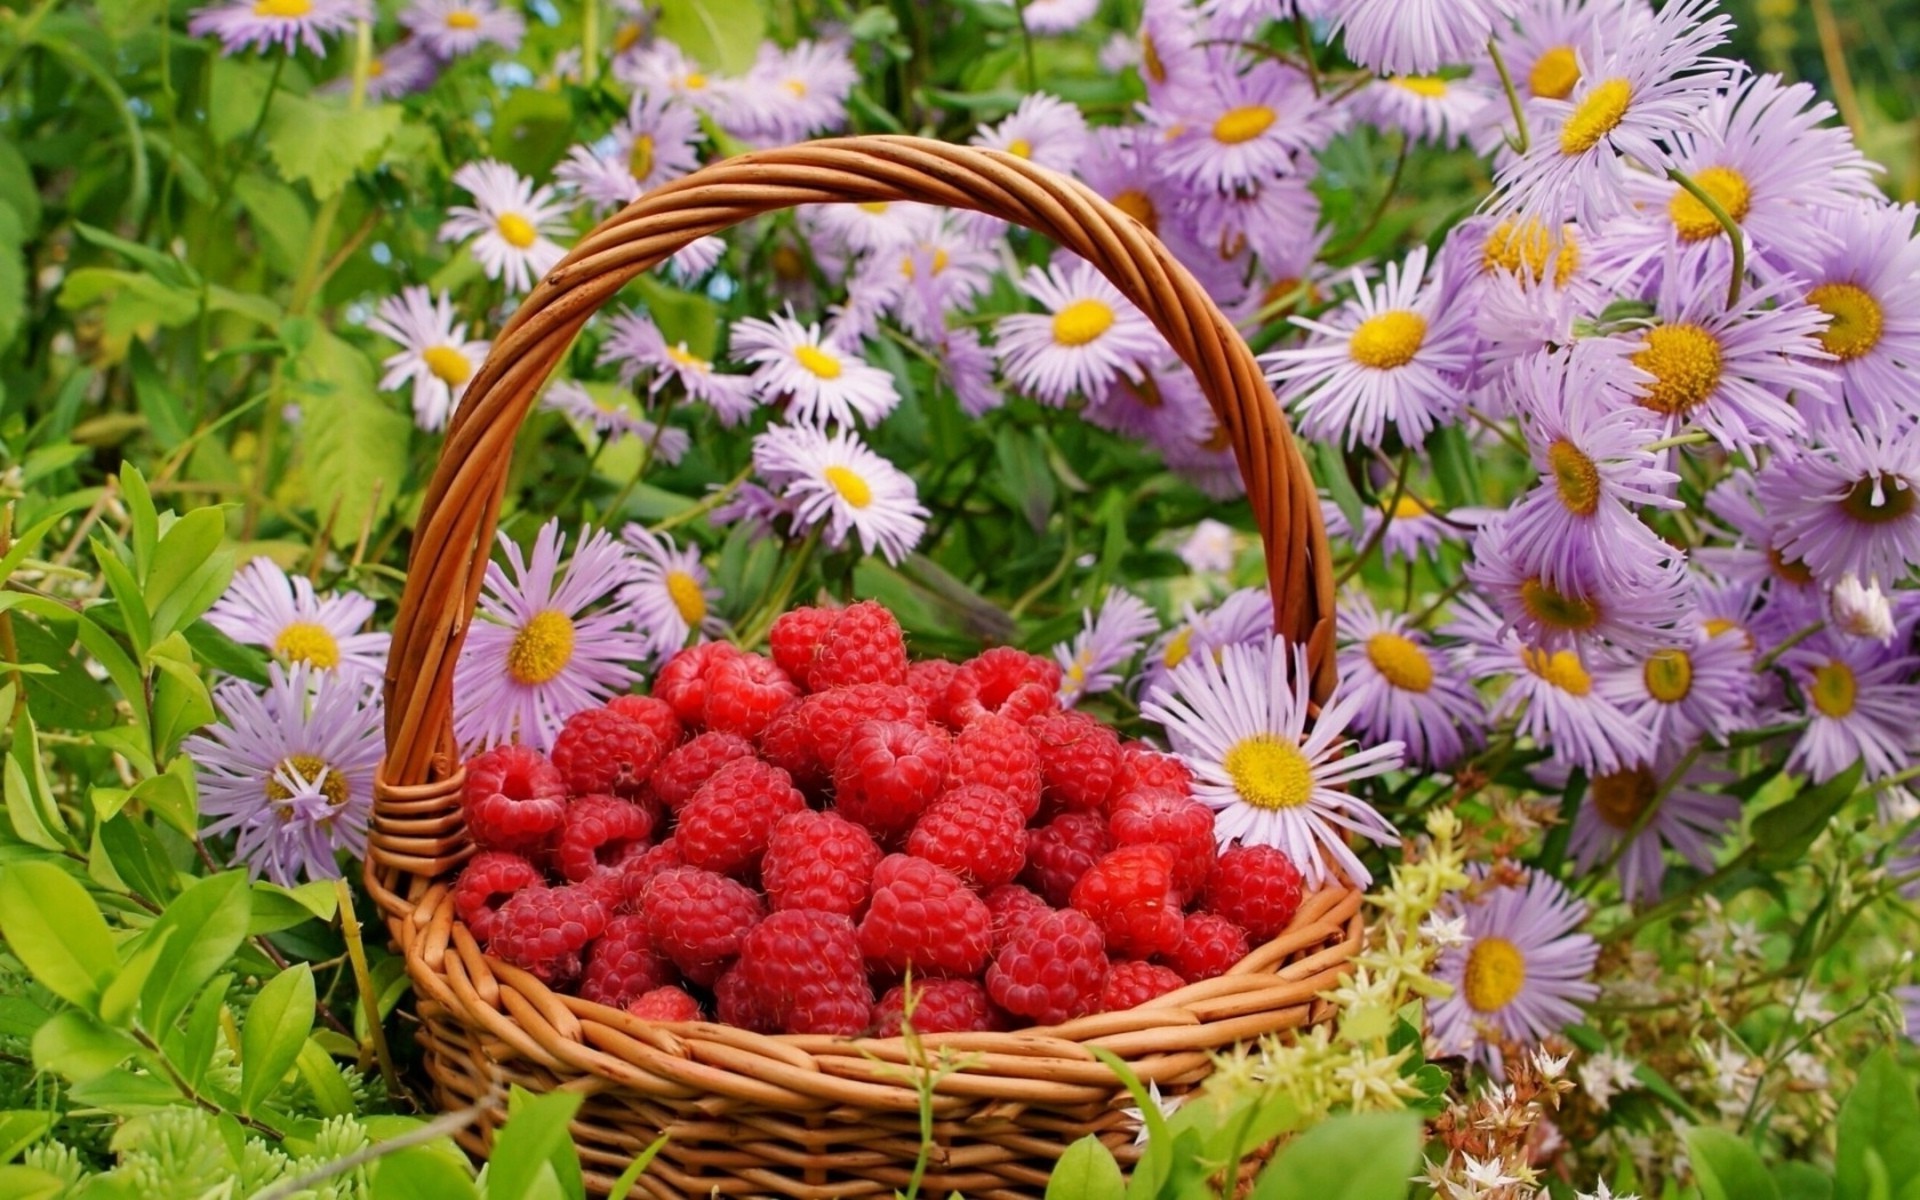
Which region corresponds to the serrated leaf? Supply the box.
[297,333,410,544]
[0,862,115,1010]
[265,94,403,198]
[241,964,315,1115]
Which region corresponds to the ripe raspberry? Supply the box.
[598,837,683,913]
[735,910,873,1035]
[872,979,1000,1036]
[947,713,1044,819]
[462,745,566,854]
[676,758,807,877]
[1070,845,1184,958]
[906,658,959,727]
[607,694,684,753]
[984,884,1052,952]
[703,652,801,740]
[762,810,882,917]
[946,647,1061,727]
[644,867,763,985]
[1109,790,1217,899]
[550,708,665,798]
[714,965,775,1033]
[1022,811,1112,907]
[555,795,656,882]
[834,720,951,838]
[1163,912,1251,982]
[653,641,741,726]
[578,913,672,1008]
[797,685,928,774]
[453,851,543,942]
[627,985,702,1022]
[758,701,829,793]
[1099,961,1187,1012]
[809,600,909,690]
[986,908,1108,1025]
[649,730,757,812]
[857,855,992,978]
[1116,742,1193,799]
[489,885,609,986]
[769,606,837,685]
[1030,711,1121,813]
[1204,844,1305,943]
[906,785,1027,888]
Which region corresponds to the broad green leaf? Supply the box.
[145,508,229,626]
[1688,1127,1781,1200]
[7,711,70,848]
[489,1089,586,1200]
[241,964,315,1115]
[1250,1110,1422,1200]
[72,223,198,290]
[297,333,410,545]
[64,1071,183,1115]
[251,879,340,933]
[608,1135,668,1200]
[99,814,178,906]
[0,1111,52,1164]
[99,926,174,1030]
[57,268,200,345]
[296,1038,357,1117]
[140,871,252,1033]
[1048,1136,1125,1200]
[1836,1049,1920,1200]
[0,140,41,235]
[13,615,117,731]
[30,1011,139,1084]
[91,536,151,658]
[175,974,233,1091]
[488,89,577,178]
[1775,1162,1834,1200]
[633,276,722,360]
[234,174,315,279]
[209,56,278,143]
[265,93,404,198]
[656,0,766,74]
[5,748,64,851]
[0,1166,66,1200]
[1426,423,1482,508]
[129,342,193,451]
[1753,761,1866,870]
[151,649,217,759]
[372,1145,479,1200]
[0,233,21,354]
[0,861,116,1010]
[1313,443,1367,538]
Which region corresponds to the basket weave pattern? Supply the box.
[366,137,1356,1198]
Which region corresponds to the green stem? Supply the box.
[1333,449,1412,587]
[580,0,600,84]
[1009,0,1037,92]
[1602,846,1758,945]
[1755,619,1825,673]
[1327,133,1409,262]
[1644,430,1715,452]
[737,530,822,648]
[132,1028,285,1139]
[1666,167,1747,307]
[334,877,400,1100]
[1486,38,1530,155]
[1293,15,1322,96]
[653,465,753,533]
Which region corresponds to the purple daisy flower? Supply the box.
[1174,173,1323,287]
[1137,588,1273,702]
[323,40,440,99]
[1056,588,1161,708]
[933,326,1003,419]
[732,309,900,429]
[616,41,742,115]
[618,524,725,663]
[187,0,369,57]
[364,286,490,433]
[1758,417,1920,588]
[208,558,390,685]
[1141,53,1339,191]
[1332,0,1515,77]
[541,381,691,464]
[1698,469,1824,599]
[554,92,703,213]
[596,310,757,427]
[1353,76,1497,149]
[1779,201,1920,418]
[751,423,929,564]
[724,39,858,146]
[982,0,1100,34]
[1552,747,1740,904]
[1085,358,1215,449]
[996,259,1164,406]
[1595,624,1757,746]
[1781,630,1920,785]
[1466,510,1692,655]
[972,92,1089,174]
[842,216,998,343]
[1477,0,1609,121]
[1336,591,1486,769]
[400,0,523,59]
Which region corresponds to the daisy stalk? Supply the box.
[1486,37,1530,155]
[1666,166,1748,307]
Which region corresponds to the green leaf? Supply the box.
[633,276,722,360]
[1836,1048,1920,1200]
[296,1038,357,1117]
[607,1135,668,1200]
[91,536,151,659]
[241,963,315,1115]
[1753,760,1866,870]
[99,814,178,905]
[489,1089,587,1200]
[98,927,172,1030]
[175,974,233,1091]
[1777,1162,1836,1200]
[0,226,22,354]
[29,1011,138,1084]
[72,223,198,290]
[234,175,314,279]
[1048,1136,1126,1200]
[0,140,42,235]
[655,0,765,73]
[0,1165,67,1200]
[488,88,578,178]
[1688,1127,1781,1200]
[1250,1111,1422,1200]
[1313,443,1367,538]
[250,879,341,933]
[150,641,217,759]
[1427,424,1482,508]
[14,616,118,731]
[140,870,252,1033]
[0,1111,54,1164]
[145,508,230,632]
[0,861,117,1010]
[373,1145,479,1200]
[265,93,403,198]
[5,740,66,852]
[297,333,410,545]
[129,342,193,451]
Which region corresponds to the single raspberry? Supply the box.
[1116,742,1193,799]
[758,700,830,793]
[1163,912,1251,982]
[834,720,951,838]
[946,647,1062,727]
[462,745,566,854]
[644,867,764,985]
[986,908,1108,1025]
[649,730,758,812]
[857,855,992,978]
[1023,811,1113,907]
[946,713,1044,819]
[1204,844,1305,943]
[714,964,775,1033]
[676,758,807,877]
[1070,845,1184,958]
[555,794,656,883]
[797,685,928,774]
[607,694,684,753]
[769,606,837,685]
[872,979,1000,1036]
[599,837,684,913]
[1099,960,1187,1012]
[489,885,609,986]
[906,659,959,727]
[578,913,672,1008]
[550,708,665,798]
[906,785,1027,888]
[703,652,802,740]
[809,600,909,690]
[1030,711,1121,813]
[627,986,702,1022]
[735,910,873,1036]
[1109,790,1217,899]
[453,851,543,942]
[762,809,882,917]
[984,884,1052,952]
[653,641,741,726]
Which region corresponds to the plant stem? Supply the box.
[1333,449,1411,587]
[736,530,822,648]
[335,877,400,1100]
[1009,0,1037,92]
[1666,167,1747,308]
[133,1028,286,1139]
[652,465,753,533]
[1486,38,1530,155]
[1754,619,1824,673]
[1327,133,1410,262]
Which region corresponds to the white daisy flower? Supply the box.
[363,286,490,432]
[752,423,929,564]
[597,310,757,426]
[207,558,390,685]
[731,308,900,428]
[995,259,1164,406]
[439,159,571,294]
[618,524,724,661]
[399,0,524,59]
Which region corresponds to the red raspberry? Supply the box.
[797,685,928,774]
[1204,844,1305,943]
[1099,960,1187,1011]
[906,659,959,727]
[906,785,1027,888]
[857,855,992,978]
[1070,845,1184,958]
[578,913,672,1008]
[810,600,909,690]
[873,979,1001,1036]
[627,986,702,1022]
[735,910,873,1035]
[763,810,882,917]
[676,758,807,877]
[834,720,951,838]
[986,908,1108,1025]
[946,647,1061,727]
[1163,912,1251,982]
[489,885,609,986]
[947,713,1044,819]
[1116,742,1193,799]
[653,641,741,725]
[550,708,665,798]
[598,837,683,913]
[644,867,763,985]
[1023,811,1113,907]
[984,884,1052,952]
[453,851,543,942]
[649,730,758,812]
[769,606,837,685]
[714,965,775,1033]
[1030,711,1121,813]
[703,652,801,740]
[462,745,566,854]
[758,701,829,793]
[1109,790,1216,899]
[555,795,656,883]
[607,694,684,753]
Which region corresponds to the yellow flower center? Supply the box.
[1052,298,1116,347]
[445,9,480,30]
[1348,310,1427,370]
[264,754,349,811]
[684,73,708,90]
[794,344,843,380]
[1463,936,1527,1012]
[1213,105,1277,145]
[1520,577,1600,633]
[422,345,473,386]
[1141,30,1166,85]
[1810,659,1856,718]
[1523,646,1592,696]
[1591,765,1657,831]
[1560,77,1632,154]
[252,0,312,15]
[368,58,386,78]
[785,78,808,98]
[1643,647,1693,703]
[1006,137,1034,159]
[1808,282,1885,361]
[858,201,889,215]
[1392,77,1450,98]
[273,621,341,670]
[1222,734,1314,810]
[1840,474,1916,525]
[666,570,707,625]
[612,21,641,53]
[1388,495,1429,520]
[665,344,710,372]
[900,246,950,279]
[495,213,538,250]
[1704,617,1740,639]
[628,133,655,181]
[1162,626,1194,670]
[1633,323,1723,416]
[1529,45,1581,100]
[1365,632,1434,693]
[1669,166,1752,242]
[506,610,576,686]
[1547,439,1600,516]
[824,465,872,508]
[1111,189,1158,233]
[1481,220,1579,286]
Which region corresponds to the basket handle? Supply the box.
[379,136,1335,788]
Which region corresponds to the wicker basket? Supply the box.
[366,136,1357,1199]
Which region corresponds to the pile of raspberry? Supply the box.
[453,600,1307,1036]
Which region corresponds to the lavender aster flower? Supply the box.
[725,39,857,144]
[596,311,756,427]
[1466,510,1692,655]
[996,259,1163,406]
[1780,202,1920,417]
[1595,625,1756,746]
[541,381,690,464]
[1142,54,1339,190]
[1552,748,1739,903]
[554,92,702,213]
[1056,589,1161,707]
[439,160,571,294]
[732,309,900,428]
[1138,587,1274,701]
[363,286,490,433]
[1781,630,1920,785]
[187,0,369,57]
[1332,0,1516,77]
[208,558,390,685]
[400,0,524,59]
[618,524,724,662]
[751,423,928,564]
[1336,591,1486,769]
[1758,418,1920,587]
